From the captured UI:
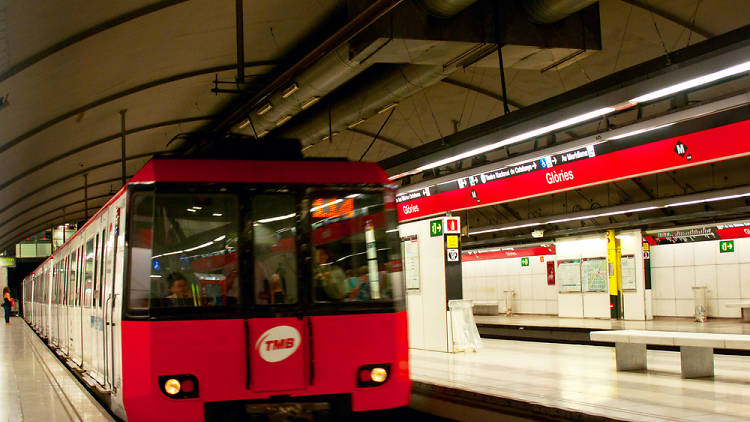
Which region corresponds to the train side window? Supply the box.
[98,229,106,308]
[250,193,297,305]
[309,191,397,303]
[77,246,84,307]
[69,250,77,306]
[84,238,95,308]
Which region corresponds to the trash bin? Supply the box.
[692,286,707,322]
[449,300,482,353]
[503,290,515,316]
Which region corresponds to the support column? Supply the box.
[607,230,622,319]
[615,343,647,371]
[680,346,714,378]
[120,109,127,187]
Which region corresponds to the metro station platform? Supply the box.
[474,315,750,346]
[410,337,750,422]
[0,317,113,422]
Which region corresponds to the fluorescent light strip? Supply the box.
[281,82,299,98]
[256,213,296,223]
[606,123,675,140]
[213,235,226,242]
[469,222,542,236]
[300,96,320,110]
[392,60,750,181]
[630,60,750,104]
[468,190,750,236]
[412,107,616,176]
[666,193,750,207]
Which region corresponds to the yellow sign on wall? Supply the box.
[446,235,459,249]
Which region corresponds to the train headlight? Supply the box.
[357,364,391,387]
[158,374,199,399]
[370,367,388,383]
[164,379,181,395]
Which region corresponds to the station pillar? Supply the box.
[606,230,623,319]
[399,216,462,352]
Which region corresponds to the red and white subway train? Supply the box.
[22,156,410,421]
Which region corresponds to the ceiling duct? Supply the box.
[233,0,600,147]
[416,0,478,18]
[234,0,479,137]
[523,0,598,24]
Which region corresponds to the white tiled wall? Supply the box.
[462,254,556,315]
[650,237,750,318]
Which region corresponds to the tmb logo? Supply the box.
[255,325,301,363]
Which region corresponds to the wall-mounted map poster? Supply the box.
[581,257,607,292]
[621,255,636,290]
[557,259,581,292]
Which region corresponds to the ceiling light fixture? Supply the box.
[301,96,320,110]
[281,82,299,98]
[238,119,250,129]
[629,60,750,104]
[257,130,269,138]
[256,102,273,115]
[276,115,292,126]
[401,107,616,179]
[377,103,398,114]
[606,123,675,140]
[347,119,366,129]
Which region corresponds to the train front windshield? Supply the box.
[126,186,403,317]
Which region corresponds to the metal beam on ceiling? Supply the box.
[0,0,190,83]
[348,128,409,150]
[0,61,275,155]
[440,78,524,109]
[0,151,160,218]
[379,24,750,175]
[620,0,714,39]
[0,115,216,193]
[0,176,130,231]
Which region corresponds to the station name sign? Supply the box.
[396,114,750,222]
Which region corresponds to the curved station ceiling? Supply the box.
[1,0,750,252]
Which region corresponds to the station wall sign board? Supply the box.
[463,245,556,261]
[0,257,15,267]
[644,221,750,245]
[396,109,750,222]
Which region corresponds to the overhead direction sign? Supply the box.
[397,112,750,222]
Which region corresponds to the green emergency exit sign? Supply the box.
[430,219,443,237]
[719,240,734,253]
[521,257,529,267]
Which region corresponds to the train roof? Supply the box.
[129,158,391,186]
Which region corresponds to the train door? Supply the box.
[51,263,58,347]
[102,207,116,390]
[247,193,308,393]
[62,255,70,355]
[71,246,83,366]
[82,236,96,369]
[91,228,106,385]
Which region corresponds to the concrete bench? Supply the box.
[590,329,750,378]
[725,302,750,322]
[472,300,500,315]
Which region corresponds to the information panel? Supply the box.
[557,259,581,293]
[581,258,607,292]
[402,236,420,290]
[621,255,636,290]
